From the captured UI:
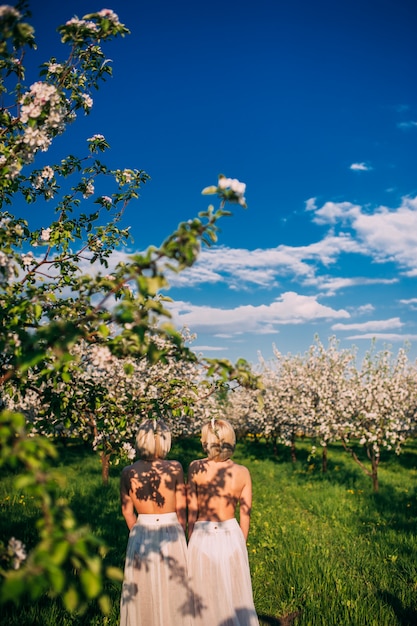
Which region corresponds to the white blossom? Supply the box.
[83,181,94,198]
[21,252,34,266]
[47,63,62,73]
[0,5,21,19]
[217,176,247,206]
[81,93,93,109]
[22,127,51,152]
[122,442,136,460]
[90,345,112,369]
[65,18,98,32]
[87,134,105,142]
[97,9,121,24]
[8,537,27,570]
[41,166,54,180]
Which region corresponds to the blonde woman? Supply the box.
[187,419,259,626]
[120,419,192,626]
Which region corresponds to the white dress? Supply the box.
[120,512,192,626]
[188,518,259,626]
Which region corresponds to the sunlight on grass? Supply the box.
[1,438,416,625]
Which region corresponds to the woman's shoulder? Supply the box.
[188,458,207,472]
[162,458,184,472]
[232,461,251,479]
[121,462,136,476]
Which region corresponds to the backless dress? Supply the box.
[120,512,192,626]
[187,518,259,626]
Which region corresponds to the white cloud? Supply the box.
[331,317,403,332]
[397,121,417,129]
[309,195,417,275]
[72,195,417,303]
[349,195,417,272]
[399,298,417,311]
[168,232,366,293]
[305,197,317,212]
[350,162,372,171]
[355,304,375,315]
[308,275,398,295]
[400,298,417,305]
[346,333,417,342]
[168,292,350,336]
[192,345,226,352]
[312,201,360,225]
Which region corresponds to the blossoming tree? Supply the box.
[222,338,417,491]
[0,2,256,610]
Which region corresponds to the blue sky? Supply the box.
[19,0,417,366]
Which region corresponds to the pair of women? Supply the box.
[119,418,259,626]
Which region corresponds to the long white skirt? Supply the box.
[120,512,192,626]
[188,518,259,626]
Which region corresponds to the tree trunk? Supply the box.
[371,452,379,492]
[290,434,297,463]
[322,446,328,473]
[101,452,110,486]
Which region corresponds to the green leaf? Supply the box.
[63,586,79,612]
[80,569,102,599]
[105,565,124,582]
[98,594,112,615]
[49,540,70,565]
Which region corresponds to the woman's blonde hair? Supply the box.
[135,419,171,460]
[201,419,236,461]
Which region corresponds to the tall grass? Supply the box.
[1,438,416,625]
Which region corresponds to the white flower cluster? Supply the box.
[0,5,21,19]
[81,93,93,110]
[83,181,94,198]
[65,17,98,32]
[21,251,34,267]
[202,176,247,207]
[32,165,54,189]
[47,63,63,74]
[41,227,51,242]
[122,442,136,460]
[0,250,15,284]
[20,82,61,125]
[0,152,22,180]
[97,9,121,24]
[19,82,67,162]
[218,177,247,206]
[89,345,113,369]
[87,134,105,142]
[8,537,27,570]
[115,169,134,184]
[65,10,121,31]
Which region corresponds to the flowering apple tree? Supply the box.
[0,2,257,610]
[339,345,417,491]
[222,339,417,491]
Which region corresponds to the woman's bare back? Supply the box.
[188,458,252,538]
[120,459,186,530]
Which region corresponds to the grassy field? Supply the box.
[0,437,416,625]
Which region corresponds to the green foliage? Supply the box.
[0,2,258,610]
[0,413,114,611]
[1,439,416,624]
[238,438,417,625]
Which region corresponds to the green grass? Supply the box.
[1,438,416,625]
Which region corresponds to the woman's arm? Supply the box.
[120,468,137,530]
[175,462,187,533]
[187,462,199,539]
[239,468,253,541]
